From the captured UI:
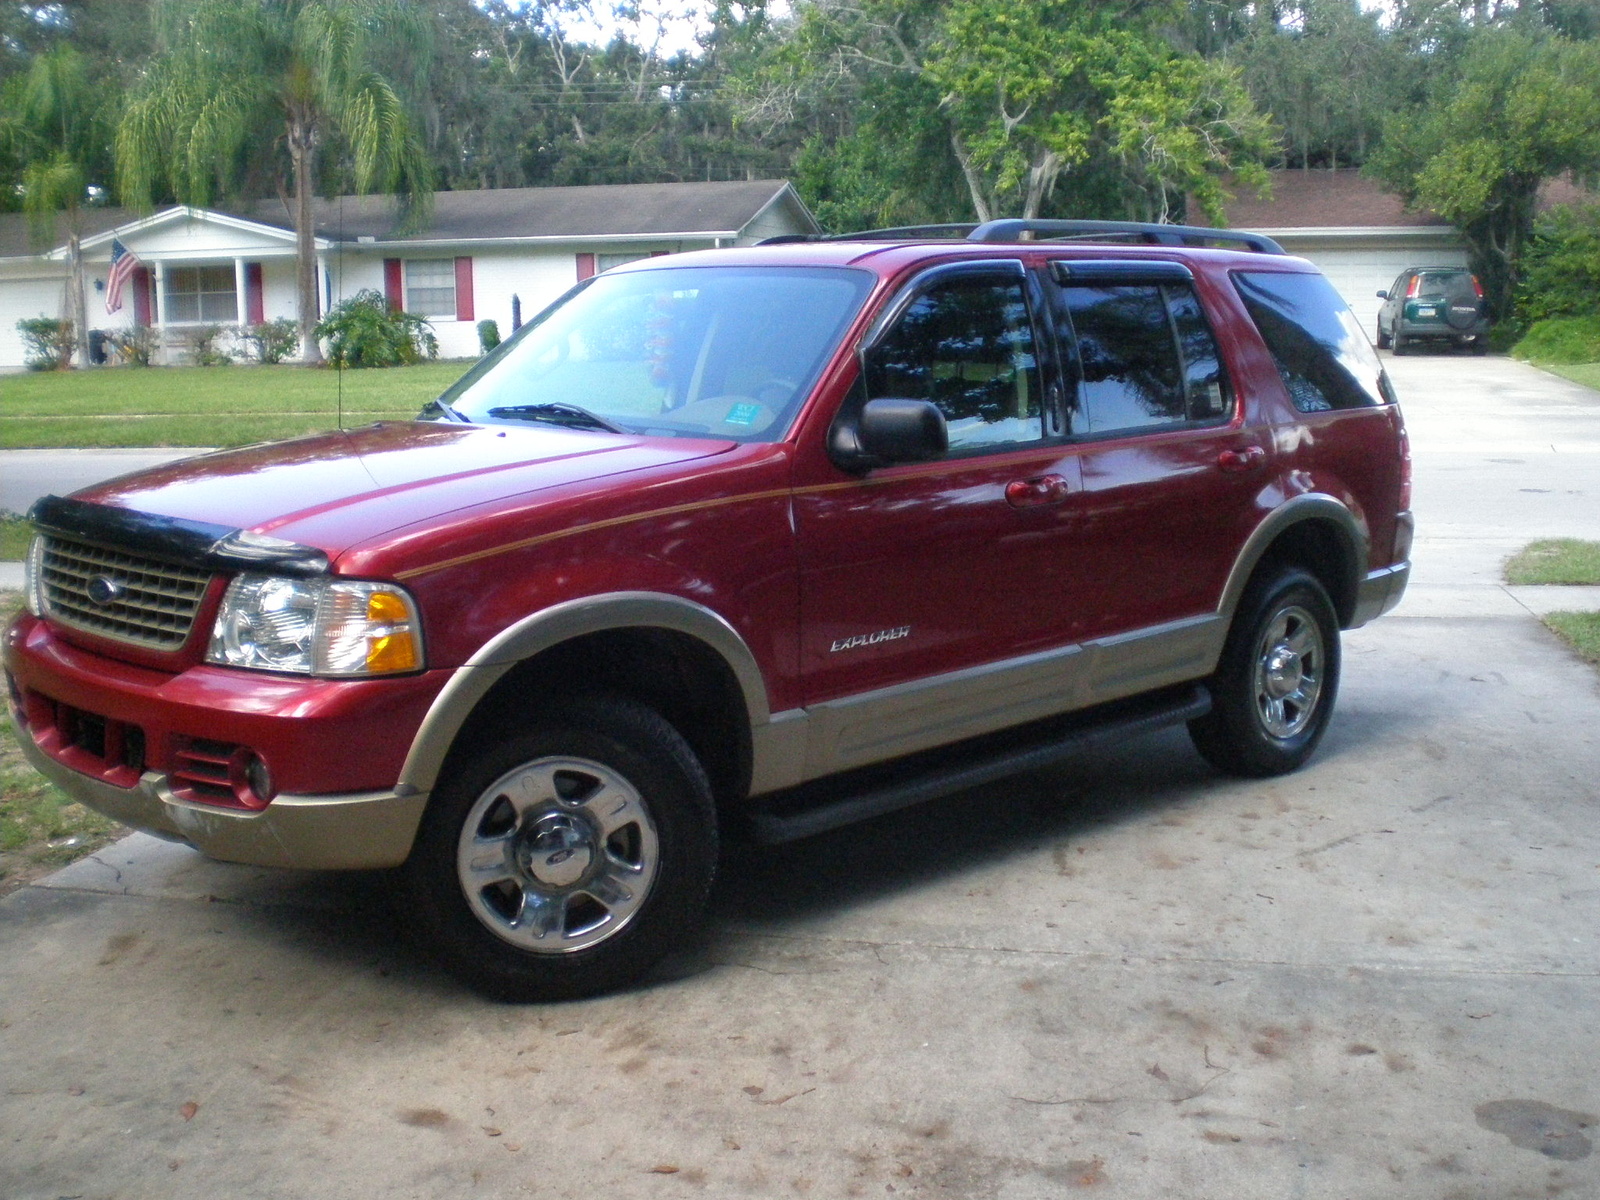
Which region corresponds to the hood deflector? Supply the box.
[28,495,330,576]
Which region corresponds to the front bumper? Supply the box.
[15,726,428,869]
[5,611,449,869]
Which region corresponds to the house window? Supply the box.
[405,259,456,317]
[598,252,650,273]
[165,265,237,324]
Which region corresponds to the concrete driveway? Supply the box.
[3,355,1599,1200]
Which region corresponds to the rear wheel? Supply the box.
[1375,323,1391,350]
[405,695,717,1001]
[1391,332,1410,355]
[1189,567,1341,777]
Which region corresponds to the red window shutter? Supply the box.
[245,262,265,325]
[575,252,595,281]
[454,256,474,322]
[383,258,403,312]
[133,267,152,327]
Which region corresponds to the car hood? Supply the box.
[69,421,737,561]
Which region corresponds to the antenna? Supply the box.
[336,191,344,430]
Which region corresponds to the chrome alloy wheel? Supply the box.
[455,756,660,953]
[1252,604,1325,739]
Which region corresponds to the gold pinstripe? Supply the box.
[390,455,1057,581]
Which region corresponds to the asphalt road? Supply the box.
[0,446,205,519]
[3,354,1599,1199]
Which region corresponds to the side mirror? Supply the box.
[829,398,948,471]
[1375,290,1389,300]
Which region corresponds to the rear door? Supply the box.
[1042,260,1269,656]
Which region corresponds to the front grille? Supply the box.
[40,535,214,651]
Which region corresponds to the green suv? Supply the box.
[1375,266,1490,354]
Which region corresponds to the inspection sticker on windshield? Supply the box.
[724,403,761,426]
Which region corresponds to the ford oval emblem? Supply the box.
[86,575,123,607]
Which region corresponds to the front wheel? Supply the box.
[1189,567,1341,777]
[404,695,717,1001]
[1375,323,1392,350]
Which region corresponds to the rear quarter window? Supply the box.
[1233,271,1394,412]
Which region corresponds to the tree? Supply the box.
[752,0,1273,227]
[117,0,434,363]
[1368,29,1600,321]
[0,44,111,366]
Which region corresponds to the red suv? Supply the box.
[5,219,1412,999]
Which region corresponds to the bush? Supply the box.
[16,316,74,370]
[184,324,234,366]
[1512,315,1600,365]
[314,289,438,368]
[1518,205,1600,325]
[477,318,501,353]
[242,317,298,364]
[107,326,157,366]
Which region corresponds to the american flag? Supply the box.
[104,237,140,314]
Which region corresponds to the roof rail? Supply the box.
[969,218,1286,255]
[759,218,1285,255]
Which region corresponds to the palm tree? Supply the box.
[1,45,108,368]
[116,0,434,364]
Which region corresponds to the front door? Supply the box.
[793,262,1088,774]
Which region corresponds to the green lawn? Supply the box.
[0,515,29,557]
[0,361,470,448]
[1540,363,1600,391]
[1544,611,1600,667]
[1504,538,1600,586]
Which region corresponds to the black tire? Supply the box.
[1391,332,1409,355]
[1471,339,1489,356]
[1375,323,1391,350]
[404,695,717,1001]
[1188,567,1341,778]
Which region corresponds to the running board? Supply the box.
[747,683,1211,845]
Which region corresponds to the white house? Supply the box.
[0,179,820,368]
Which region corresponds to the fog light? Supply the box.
[245,754,276,804]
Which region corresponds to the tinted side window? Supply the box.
[1167,286,1231,421]
[1234,271,1391,412]
[866,276,1042,451]
[1062,284,1184,434]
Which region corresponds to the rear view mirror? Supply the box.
[1376,290,1389,300]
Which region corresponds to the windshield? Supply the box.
[437,265,874,441]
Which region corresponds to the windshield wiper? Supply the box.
[485,403,628,434]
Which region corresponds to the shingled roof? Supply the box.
[236,179,812,243]
[1219,170,1450,230]
[0,179,815,259]
[1218,168,1595,230]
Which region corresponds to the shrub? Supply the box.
[242,317,298,364]
[16,316,74,370]
[1518,205,1600,325]
[1512,315,1600,365]
[184,324,234,366]
[107,326,157,366]
[477,318,501,353]
[314,289,439,368]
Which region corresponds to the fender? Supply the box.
[1217,494,1367,626]
[395,591,770,795]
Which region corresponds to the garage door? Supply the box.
[0,275,68,368]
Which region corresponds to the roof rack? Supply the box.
[760,218,1286,255]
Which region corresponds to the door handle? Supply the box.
[1217,446,1266,473]
[1005,473,1071,508]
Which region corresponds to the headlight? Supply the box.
[207,574,423,676]
[24,535,45,616]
